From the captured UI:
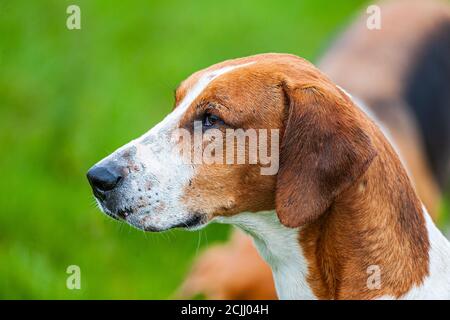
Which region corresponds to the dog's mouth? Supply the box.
[131,212,206,232]
[97,199,206,232]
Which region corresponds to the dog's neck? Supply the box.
[217,135,436,299]
[216,211,315,299]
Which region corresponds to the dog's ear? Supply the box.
[275,79,377,228]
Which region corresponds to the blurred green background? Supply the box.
[0,0,447,299]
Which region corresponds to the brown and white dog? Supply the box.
[87,51,450,299]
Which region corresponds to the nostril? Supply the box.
[87,165,123,193]
[93,187,106,201]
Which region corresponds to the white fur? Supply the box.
[398,206,450,299]
[215,211,316,300]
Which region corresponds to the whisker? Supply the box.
[195,230,202,257]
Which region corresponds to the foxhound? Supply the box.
[88,52,450,299]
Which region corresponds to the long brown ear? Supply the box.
[276,80,377,228]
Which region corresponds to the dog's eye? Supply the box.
[203,113,223,128]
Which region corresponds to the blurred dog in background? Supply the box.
[179,0,450,300]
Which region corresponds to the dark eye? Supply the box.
[203,113,223,128]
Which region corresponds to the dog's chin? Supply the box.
[125,213,208,232]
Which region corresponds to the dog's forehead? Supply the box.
[172,62,259,119]
[174,53,303,107]
[176,60,254,104]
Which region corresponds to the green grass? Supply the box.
[5,0,445,299]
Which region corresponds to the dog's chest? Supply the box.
[216,211,316,299]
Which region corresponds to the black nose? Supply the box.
[87,164,123,197]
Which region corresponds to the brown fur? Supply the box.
[276,76,377,227]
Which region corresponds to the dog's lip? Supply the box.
[134,213,206,232]
[169,214,205,230]
[97,199,135,221]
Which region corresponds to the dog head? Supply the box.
[87,53,376,231]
